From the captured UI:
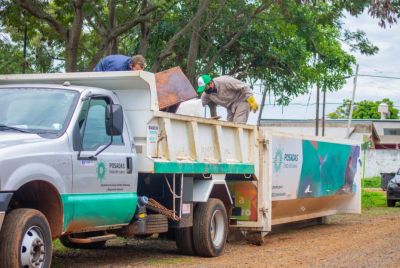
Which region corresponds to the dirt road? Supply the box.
[52,207,400,267]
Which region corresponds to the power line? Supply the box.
[357,74,400,80]
[265,102,342,106]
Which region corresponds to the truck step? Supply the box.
[68,234,117,244]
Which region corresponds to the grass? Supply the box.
[362,190,387,209]
[362,176,381,188]
[53,239,68,252]
[361,176,387,209]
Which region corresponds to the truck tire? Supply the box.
[59,234,106,249]
[193,198,228,257]
[387,199,396,207]
[0,208,52,268]
[175,227,196,255]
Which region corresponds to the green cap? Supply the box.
[197,74,212,94]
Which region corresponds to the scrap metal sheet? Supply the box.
[155,67,197,110]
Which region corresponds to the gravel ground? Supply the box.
[52,207,400,268]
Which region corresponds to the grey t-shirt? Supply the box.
[201,76,253,114]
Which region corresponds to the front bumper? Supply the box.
[0,192,13,232]
[387,185,400,200]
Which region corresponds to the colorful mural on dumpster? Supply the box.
[271,136,362,201]
[227,181,258,221]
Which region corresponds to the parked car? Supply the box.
[381,172,396,191]
[387,168,400,207]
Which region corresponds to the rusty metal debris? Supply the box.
[155,67,197,111]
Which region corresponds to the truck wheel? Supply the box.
[59,234,106,249]
[0,208,52,268]
[193,198,228,257]
[387,199,396,207]
[175,227,196,255]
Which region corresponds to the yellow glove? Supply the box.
[246,95,259,113]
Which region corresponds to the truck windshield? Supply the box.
[0,88,78,134]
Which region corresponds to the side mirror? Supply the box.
[106,104,123,136]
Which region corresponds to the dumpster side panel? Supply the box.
[270,133,362,225]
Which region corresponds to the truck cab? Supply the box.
[0,71,250,267]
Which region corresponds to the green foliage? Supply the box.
[0,0,398,103]
[362,190,386,208]
[363,177,381,188]
[0,39,24,74]
[328,98,399,119]
[343,30,379,55]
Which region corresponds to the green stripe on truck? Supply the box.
[61,192,137,231]
[154,161,254,174]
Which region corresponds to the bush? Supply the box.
[362,176,381,188]
[362,190,386,209]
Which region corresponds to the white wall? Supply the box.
[365,149,400,177]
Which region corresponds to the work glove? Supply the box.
[246,95,259,113]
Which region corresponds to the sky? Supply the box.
[247,11,400,124]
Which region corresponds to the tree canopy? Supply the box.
[1,0,399,104]
[328,98,399,119]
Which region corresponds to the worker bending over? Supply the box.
[94,54,146,72]
[197,74,259,124]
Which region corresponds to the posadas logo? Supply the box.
[273,146,299,173]
[273,147,283,173]
[96,161,107,183]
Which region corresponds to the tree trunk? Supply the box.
[138,0,150,57]
[65,46,77,72]
[151,0,212,72]
[86,4,157,70]
[186,3,201,85]
[204,4,266,74]
[65,0,86,71]
[107,0,118,55]
[138,22,150,57]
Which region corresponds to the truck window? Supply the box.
[0,88,78,134]
[81,98,123,150]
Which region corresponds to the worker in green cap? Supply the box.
[197,74,259,124]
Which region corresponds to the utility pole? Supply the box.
[322,89,326,136]
[314,53,320,136]
[315,84,320,136]
[257,82,267,126]
[23,15,28,74]
[346,64,359,138]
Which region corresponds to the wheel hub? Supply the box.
[210,209,224,248]
[21,226,46,268]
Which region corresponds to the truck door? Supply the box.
[66,95,138,232]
